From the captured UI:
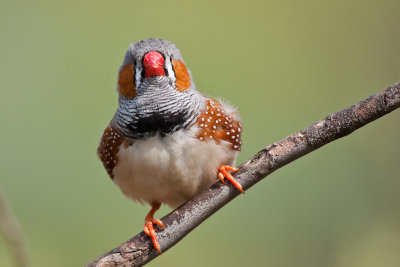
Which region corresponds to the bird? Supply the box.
[97,38,244,254]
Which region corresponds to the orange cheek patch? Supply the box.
[172,60,191,92]
[118,64,136,99]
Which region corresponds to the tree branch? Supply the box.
[0,186,30,267]
[86,81,400,267]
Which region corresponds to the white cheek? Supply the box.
[164,57,176,84]
[135,64,142,88]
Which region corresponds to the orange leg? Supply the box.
[143,202,165,254]
[218,165,245,194]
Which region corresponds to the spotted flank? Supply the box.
[196,99,242,151]
[97,126,127,178]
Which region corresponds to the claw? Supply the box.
[152,219,165,229]
[218,165,244,194]
[144,203,164,254]
[218,172,226,183]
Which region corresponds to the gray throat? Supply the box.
[114,76,205,140]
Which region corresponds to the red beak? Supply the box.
[143,51,166,78]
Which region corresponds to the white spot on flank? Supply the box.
[227,132,230,135]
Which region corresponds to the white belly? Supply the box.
[112,128,238,208]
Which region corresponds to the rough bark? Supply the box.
[85,81,400,267]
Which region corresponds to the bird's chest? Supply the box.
[112,128,237,208]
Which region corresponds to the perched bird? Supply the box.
[97,38,244,253]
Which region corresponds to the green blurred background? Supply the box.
[1,0,399,266]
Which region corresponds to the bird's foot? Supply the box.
[143,203,165,254]
[218,165,244,194]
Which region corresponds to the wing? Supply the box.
[196,99,242,151]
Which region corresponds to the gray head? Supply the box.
[112,38,205,139]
